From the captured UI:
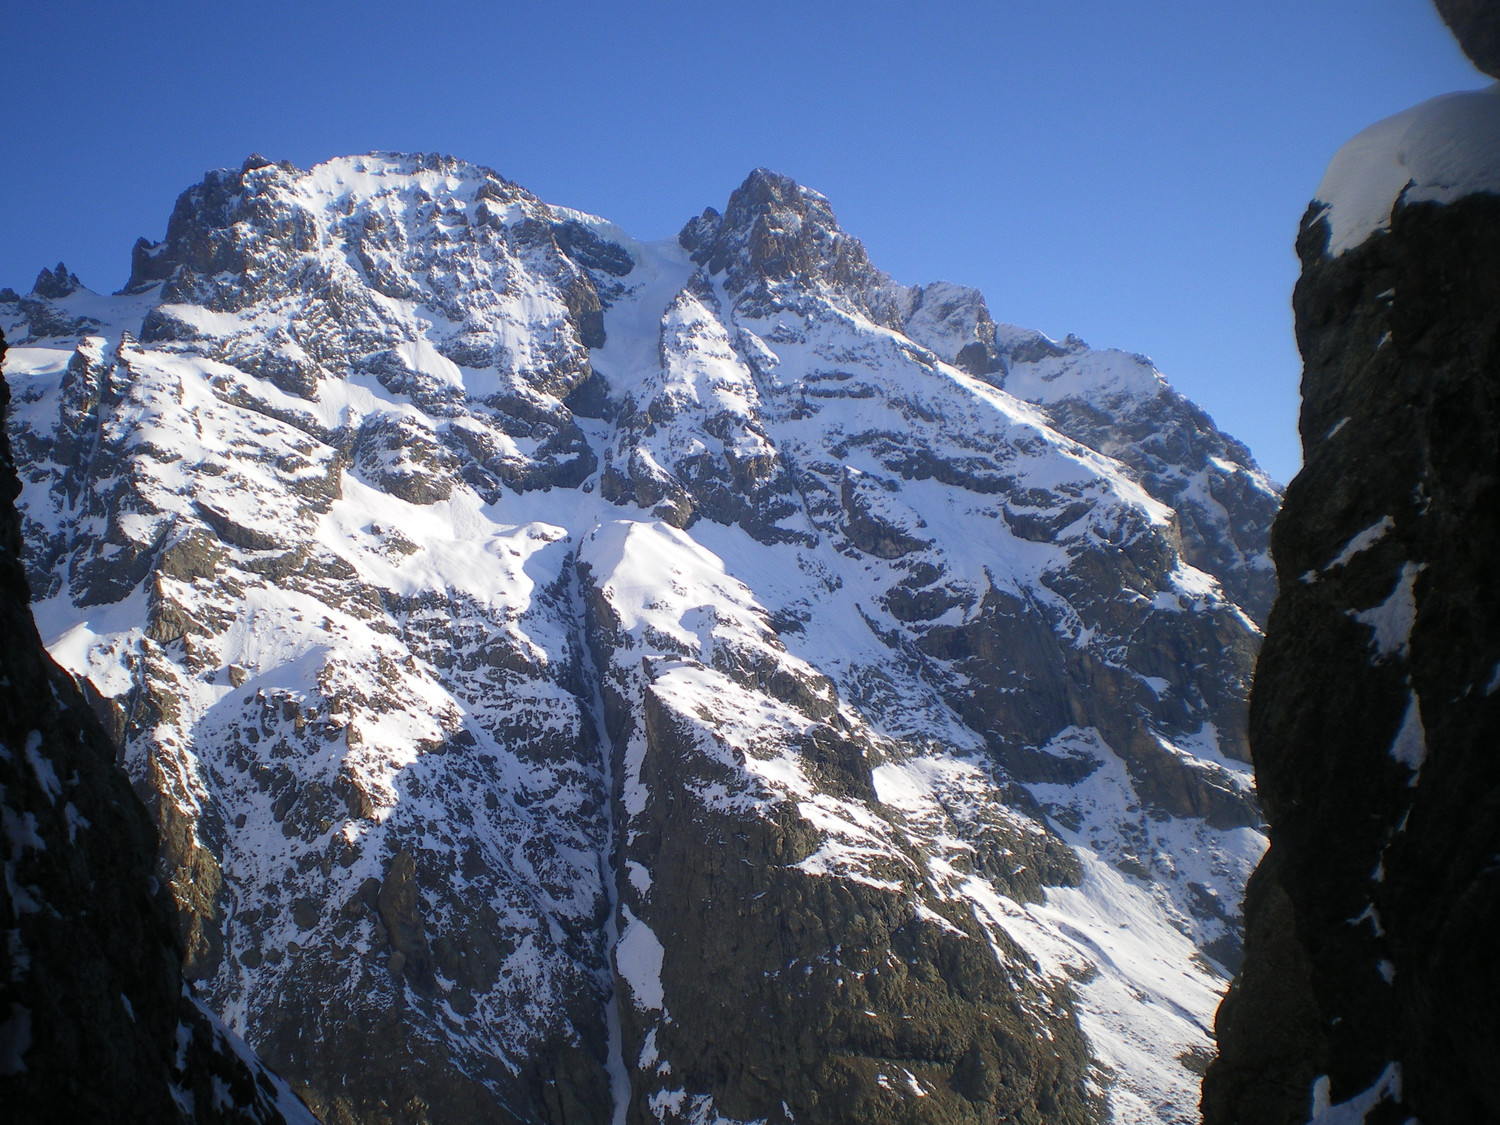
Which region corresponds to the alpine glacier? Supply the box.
[2,154,1279,1125]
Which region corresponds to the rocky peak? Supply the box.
[31,262,81,299]
[126,151,549,303]
[11,264,106,343]
[125,153,298,293]
[679,167,898,322]
[107,152,623,492]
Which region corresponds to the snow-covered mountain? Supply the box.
[2,154,1278,1124]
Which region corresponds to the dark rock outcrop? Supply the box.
[1435,0,1500,76]
[31,263,81,300]
[1203,175,1500,1125]
[0,328,315,1121]
[581,554,1100,1125]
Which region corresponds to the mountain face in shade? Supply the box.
[0,324,315,1121]
[1203,70,1500,1125]
[3,155,1278,1125]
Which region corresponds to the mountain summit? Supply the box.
[679,168,897,323]
[3,156,1278,1124]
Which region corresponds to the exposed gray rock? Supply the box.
[1435,0,1500,77]
[31,262,81,300]
[16,262,105,341]
[680,168,905,327]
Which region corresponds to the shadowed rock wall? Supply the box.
[1203,189,1500,1125]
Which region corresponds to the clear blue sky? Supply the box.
[0,1,1483,483]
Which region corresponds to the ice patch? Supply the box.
[1351,562,1421,661]
[1325,517,1394,572]
[3,806,45,853]
[23,733,60,804]
[1350,903,1385,938]
[625,860,652,896]
[63,803,89,844]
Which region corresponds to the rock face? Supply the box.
[1203,100,1500,1125]
[4,156,1280,1124]
[898,292,1281,629]
[0,325,315,1120]
[1434,0,1500,77]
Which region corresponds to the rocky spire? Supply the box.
[1203,7,1500,1118]
[30,262,80,299]
[679,168,900,323]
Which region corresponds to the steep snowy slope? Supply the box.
[2,156,1278,1124]
[0,323,315,1121]
[897,283,1278,625]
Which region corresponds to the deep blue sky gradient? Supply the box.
[1,1,1484,482]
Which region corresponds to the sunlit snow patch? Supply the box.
[1315,83,1500,255]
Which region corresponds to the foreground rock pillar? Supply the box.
[1203,21,1500,1121]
